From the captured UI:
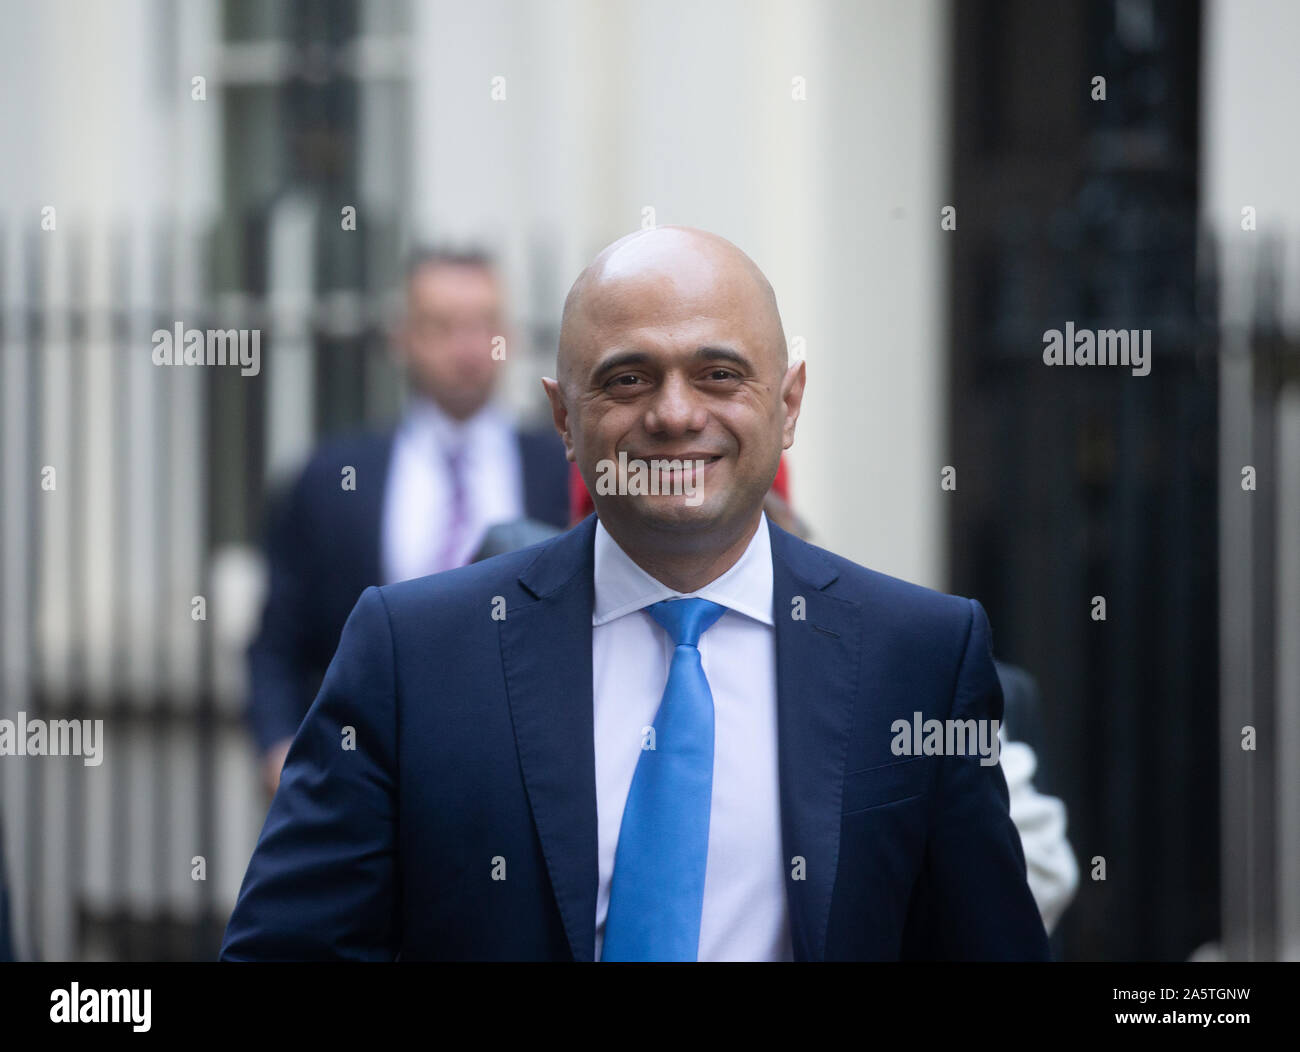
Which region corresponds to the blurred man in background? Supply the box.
[247,248,570,794]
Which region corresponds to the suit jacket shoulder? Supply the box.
[377,532,561,624]
[768,521,984,672]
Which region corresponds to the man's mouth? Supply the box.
[625,453,723,464]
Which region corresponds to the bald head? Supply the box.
[557,226,785,391]
[541,225,805,583]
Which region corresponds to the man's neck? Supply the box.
[407,387,489,426]
[610,513,763,594]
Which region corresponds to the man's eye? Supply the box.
[608,374,642,388]
[707,369,738,381]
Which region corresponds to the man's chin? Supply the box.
[616,493,730,532]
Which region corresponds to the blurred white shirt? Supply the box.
[1000,732,1079,934]
[381,395,523,584]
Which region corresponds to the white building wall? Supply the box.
[1202,0,1300,962]
[0,0,226,960]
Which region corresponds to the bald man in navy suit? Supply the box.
[223,228,1049,961]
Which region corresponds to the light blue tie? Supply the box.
[601,597,727,962]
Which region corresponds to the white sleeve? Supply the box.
[1000,736,1079,935]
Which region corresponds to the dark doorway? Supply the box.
[947,0,1219,960]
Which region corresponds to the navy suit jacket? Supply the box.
[247,426,570,753]
[223,515,1050,961]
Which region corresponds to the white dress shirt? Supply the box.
[592,512,792,961]
[381,395,524,585]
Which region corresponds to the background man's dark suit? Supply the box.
[223,515,1050,960]
[246,426,569,755]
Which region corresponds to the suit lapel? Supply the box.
[498,516,599,961]
[769,523,862,961]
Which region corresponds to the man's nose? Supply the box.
[645,374,705,435]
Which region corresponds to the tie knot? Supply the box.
[647,597,726,648]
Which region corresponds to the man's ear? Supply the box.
[541,377,576,462]
[780,360,806,450]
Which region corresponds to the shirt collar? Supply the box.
[592,513,774,627]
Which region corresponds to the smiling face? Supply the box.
[544,228,805,556]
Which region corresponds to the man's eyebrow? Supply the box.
[591,345,753,384]
[693,345,751,369]
[591,350,651,384]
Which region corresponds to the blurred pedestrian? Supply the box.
[246,248,570,794]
